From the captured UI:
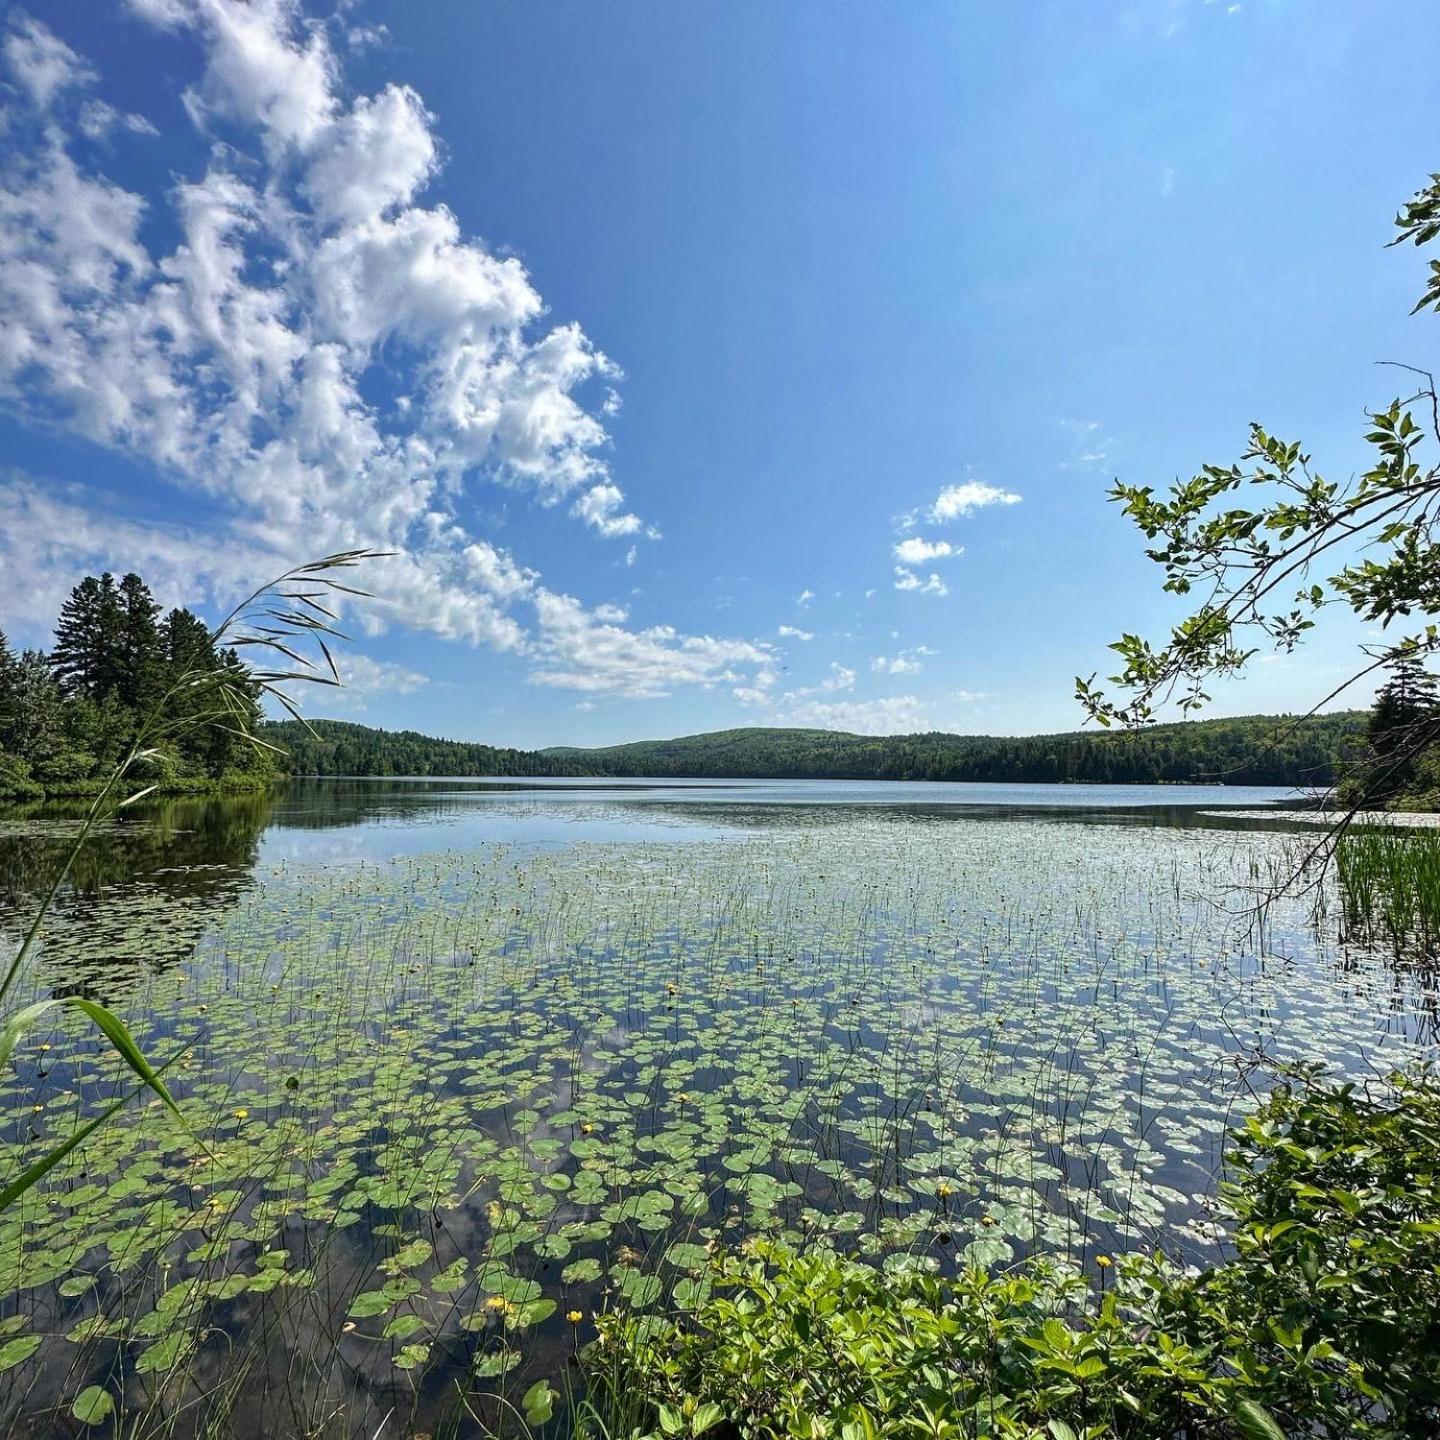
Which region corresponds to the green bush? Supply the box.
[0,750,41,799]
[588,1070,1440,1440]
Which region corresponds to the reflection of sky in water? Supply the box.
[257,777,1303,865]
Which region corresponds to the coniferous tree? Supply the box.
[51,573,124,701]
[117,572,163,711]
[0,630,17,748]
[1358,655,1440,803]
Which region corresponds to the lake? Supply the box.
[0,779,1435,1437]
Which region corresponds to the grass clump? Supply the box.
[588,1068,1440,1440]
[1336,827,1440,956]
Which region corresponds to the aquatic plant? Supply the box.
[1336,827,1440,957]
[0,550,382,1212]
[0,807,1430,1436]
[588,1068,1440,1440]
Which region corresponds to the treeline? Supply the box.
[260,712,1366,788]
[0,572,272,799]
[547,713,1367,786]
[263,719,583,778]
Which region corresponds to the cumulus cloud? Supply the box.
[894,536,959,565]
[796,588,815,606]
[929,481,1021,522]
[777,694,929,735]
[777,624,813,641]
[893,567,948,597]
[0,1,775,701]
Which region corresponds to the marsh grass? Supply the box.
[1336,827,1440,957]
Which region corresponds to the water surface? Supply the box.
[0,778,1429,1439]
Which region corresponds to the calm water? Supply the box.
[0,779,1431,1438]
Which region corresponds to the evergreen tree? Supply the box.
[51,573,124,701]
[0,630,17,749]
[1360,655,1440,803]
[117,572,163,711]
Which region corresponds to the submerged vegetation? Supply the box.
[0,806,1433,1437]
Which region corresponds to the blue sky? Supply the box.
[0,0,1435,747]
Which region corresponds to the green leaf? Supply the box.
[692,1402,725,1436]
[1234,1398,1287,1440]
[71,1387,115,1426]
[0,1335,41,1372]
[522,1379,556,1425]
[658,1404,685,1436]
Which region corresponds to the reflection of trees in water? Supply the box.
[0,790,274,1003]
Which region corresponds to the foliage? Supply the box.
[257,712,1367,788]
[547,713,1363,786]
[0,572,275,798]
[1338,656,1440,809]
[1077,174,1440,775]
[265,716,583,778]
[589,1071,1440,1440]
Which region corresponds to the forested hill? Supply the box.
[264,719,582,778]
[265,712,1366,787]
[544,712,1364,786]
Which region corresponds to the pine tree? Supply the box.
[117,572,163,711]
[0,630,17,751]
[51,573,124,701]
[6,651,65,766]
[1362,654,1440,803]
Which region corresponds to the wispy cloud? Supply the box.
[777,624,813,641]
[893,567,947,597]
[871,645,935,676]
[776,694,929,735]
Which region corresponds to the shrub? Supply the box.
[587,1069,1440,1440]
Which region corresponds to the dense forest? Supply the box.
[261,712,1366,788]
[0,571,272,799]
[547,713,1366,786]
[264,719,581,778]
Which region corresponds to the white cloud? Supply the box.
[0,1,777,701]
[778,694,929,735]
[321,652,429,711]
[4,13,93,109]
[796,588,814,606]
[571,481,643,537]
[529,590,774,698]
[777,624,813,641]
[871,645,935,676]
[1060,418,1113,472]
[929,481,1022,522]
[893,567,948,597]
[77,99,161,139]
[894,536,959,565]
